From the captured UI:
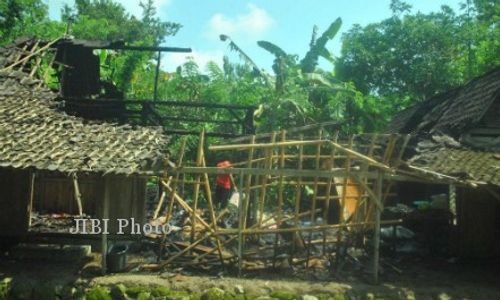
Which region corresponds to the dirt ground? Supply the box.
[1,252,500,299]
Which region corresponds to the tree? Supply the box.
[0,0,63,45]
[61,0,181,96]
[336,0,499,110]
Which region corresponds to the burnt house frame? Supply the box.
[53,38,257,137]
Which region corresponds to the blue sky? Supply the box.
[44,0,462,72]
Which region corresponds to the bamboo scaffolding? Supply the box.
[151,130,449,278]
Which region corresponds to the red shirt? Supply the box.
[216,160,232,189]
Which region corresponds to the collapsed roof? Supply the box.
[388,67,500,186]
[0,38,169,175]
[387,68,500,136]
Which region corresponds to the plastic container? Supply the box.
[106,244,128,273]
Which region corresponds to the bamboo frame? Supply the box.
[147,130,449,281]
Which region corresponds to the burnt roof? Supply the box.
[0,40,169,175]
[387,68,500,136]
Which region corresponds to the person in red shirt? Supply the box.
[215,160,232,209]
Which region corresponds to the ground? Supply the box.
[0,251,499,300]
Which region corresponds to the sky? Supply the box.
[44,0,462,72]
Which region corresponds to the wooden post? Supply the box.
[27,171,36,227]
[153,51,161,101]
[373,170,383,284]
[101,175,110,275]
[72,173,83,217]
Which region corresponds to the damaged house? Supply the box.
[0,39,170,242]
[388,67,500,257]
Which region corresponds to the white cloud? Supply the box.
[162,49,224,71]
[206,3,274,40]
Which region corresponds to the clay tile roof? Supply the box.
[409,148,500,186]
[386,68,500,135]
[0,41,169,175]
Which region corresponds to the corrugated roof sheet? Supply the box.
[0,41,169,175]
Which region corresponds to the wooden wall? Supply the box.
[0,168,30,236]
[0,170,148,236]
[455,186,500,257]
[96,175,147,233]
[34,172,101,215]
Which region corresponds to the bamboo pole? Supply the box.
[322,146,336,254]
[162,181,211,230]
[192,209,323,263]
[191,131,205,247]
[20,40,40,70]
[153,191,166,220]
[328,141,392,171]
[293,134,304,253]
[215,219,401,235]
[209,139,328,151]
[273,130,287,267]
[2,37,60,71]
[373,171,383,284]
[237,171,245,277]
[165,138,187,223]
[230,155,348,167]
[258,132,276,226]
[200,150,226,268]
[306,129,322,269]
[243,135,256,229]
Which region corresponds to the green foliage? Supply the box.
[336,0,499,111]
[201,287,234,300]
[300,17,342,73]
[1,0,498,135]
[0,278,11,300]
[0,0,63,45]
[85,286,112,300]
[60,0,181,95]
[270,290,298,300]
